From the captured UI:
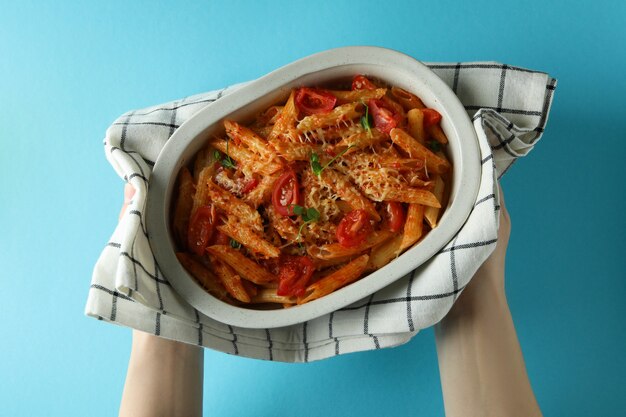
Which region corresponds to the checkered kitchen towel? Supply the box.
[86,62,556,362]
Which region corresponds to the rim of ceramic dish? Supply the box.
[146,46,481,328]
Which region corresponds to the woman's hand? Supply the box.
[452,185,511,310]
[118,183,204,417]
[434,184,542,417]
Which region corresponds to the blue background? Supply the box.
[1,1,625,416]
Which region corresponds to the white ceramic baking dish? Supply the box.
[145,46,480,328]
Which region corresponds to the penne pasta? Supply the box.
[320,168,381,221]
[207,254,251,303]
[192,145,216,182]
[218,220,281,259]
[407,108,427,144]
[173,75,453,308]
[389,127,451,174]
[428,123,449,144]
[298,254,369,304]
[190,166,213,220]
[368,234,404,271]
[331,128,387,153]
[268,90,298,142]
[329,88,387,105]
[390,86,426,110]
[202,179,264,234]
[206,245,276,284]
[243,173,278,208]
[308,230,393,260]
[424,175,445,228]
[210,137,282,176]
[297,102,362,132]
[253,105,283,127]
[250,288,296,305]
[400,203,425,251]
[224,120,277,162]
[372,187,441,208]
[268,137,312,161]
[176,252,231,302]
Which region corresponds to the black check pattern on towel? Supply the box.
[86,62,556,362]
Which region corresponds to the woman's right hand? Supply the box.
[435,183,542,417]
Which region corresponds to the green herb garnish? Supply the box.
[289,204,321,244]
[215,140,236,169]
[427,140,441,152]
[310,152,322,175]
[310,145,355,177]
[229,238,242,249]
[360,101,372,136]
[291,205,321,223]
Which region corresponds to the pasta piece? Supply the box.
[428,124,449,144]
[375,155,425,171]
[268,90,298,142]
[374,187,440,208]
[207,254,251,303]
[206,245,276,284]
[296,102,362,132]
[243,173,278,207]
[400,203,425,251]
[368,235,404,271]
[251,125,273,139]
[407,108,427,144]
[192,145,216,182]
[176,253,231,302]
[336,154,435,206]
[331,128,386,153]
[299,121,364,143]
[268,137,312,161]
[312,256,352,269]
[320,168,381,221]
[389,127,450,174]
[267,205,300,242]
[381,96,407,128]
[308,230,393,260]
[298,254,369,304]
[241,280,259,298]
[210,138,282,176]
[252,105,283,127]
[329,88,387,105]
[224,120,278,162]
[171,167,195,249]
[424,175,445,228]
[218,220,281,259]
[390,87,426,110]
[190,166,213,220]
[250,288,296,305]
[202,179,264,234]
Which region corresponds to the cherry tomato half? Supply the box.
[272,171,301,216]
[384,201,406,233]
[352,74,376,91]
[336,209,372,248]
[277,256,315,297]
[368,98,403,134]
[422,108,442,127]
[295,87,337,115]
[187,205,216,256]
